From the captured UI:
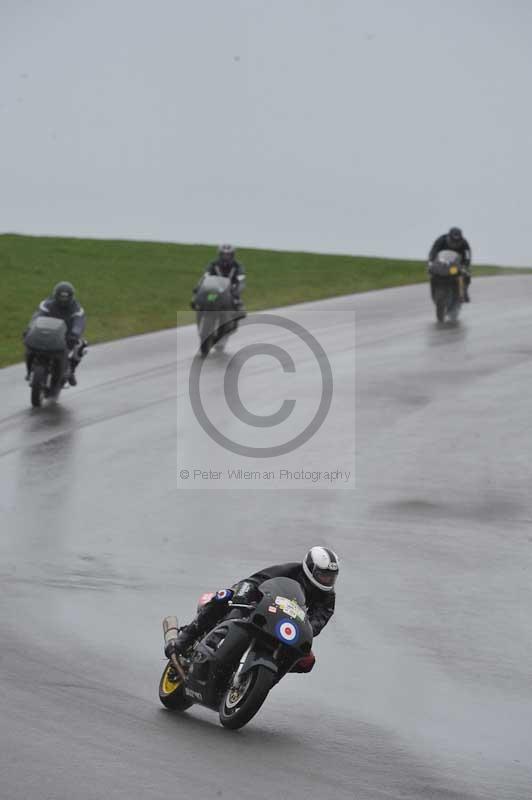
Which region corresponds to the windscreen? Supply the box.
[258,577,307,608]
[32,317,68,332]
[436,249,461,266]
[199,275,231,293]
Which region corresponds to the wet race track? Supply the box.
[1,277,531,800]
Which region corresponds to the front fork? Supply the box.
[231,640,255,688]
[169,654,186,682]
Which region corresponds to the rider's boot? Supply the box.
[68,352,82,386]
[165,622,200,658]
[68,366,78,386]
[25,355,32,382]
[164,596,229,658]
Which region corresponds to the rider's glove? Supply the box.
[66,335,79,350]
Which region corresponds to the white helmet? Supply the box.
[302,546,339,592]
[218,243,235,264]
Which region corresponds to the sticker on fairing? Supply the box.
[275,619,300,645]
[275,596,306,622]
[268,605,277,614]
[215,589,234,601]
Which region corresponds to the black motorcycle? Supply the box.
[194,274,245,358]
[159,577,314,729]
[428,250,466,323]
[24,317,70,407]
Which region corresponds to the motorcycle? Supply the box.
[159,576,314,729]
[194,274,245,358]
[23,317,70,407]
[428,249,466,323]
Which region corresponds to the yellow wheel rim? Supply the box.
[161,663,182,695]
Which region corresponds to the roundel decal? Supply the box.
[275,618,300,645]
[215,588,233,601]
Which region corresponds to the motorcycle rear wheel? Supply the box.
[158,661,193,711]
[219,665,275,730]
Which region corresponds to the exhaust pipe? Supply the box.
[162,616,186,681]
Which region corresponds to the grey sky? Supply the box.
[1,0,531,265]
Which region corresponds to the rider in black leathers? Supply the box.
[165,547,339,673]
[24,281,87,386]
[428,227,472,301]
[191,244,245,310]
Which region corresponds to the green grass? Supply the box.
[0,233,527,367]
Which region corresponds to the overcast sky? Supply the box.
[1,0,531,265]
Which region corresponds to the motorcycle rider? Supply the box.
[165,546,339,674]
[428,227,472,301]
[191,244,245,310]
[24,281,87,386]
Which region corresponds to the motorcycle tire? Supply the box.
[31,364,46,408]
[447,302,461,323]
[200,335,214,358]
[49,361,64,399]
[434,288,447,323]
[219,665,275,730]
[158,661,193,711]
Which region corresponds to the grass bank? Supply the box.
[0,233,525,367]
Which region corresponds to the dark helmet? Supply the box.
[447,227,464,245]
[302,546,340,592]
[218,243,236,265]
[52,281,75,307]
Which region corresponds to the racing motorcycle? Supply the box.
[194,274,245,358]
[428,249,466,323]
[159,577,314,729]
[23,317,70,407]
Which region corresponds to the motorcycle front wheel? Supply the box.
[49,358,65,399]
[198,313,217,358]
[434,287,448,323]
[30,364,47,408]
[200,335,214,358]
[158,661,193,711]
[447,301,461,323]
[219,665,275,730]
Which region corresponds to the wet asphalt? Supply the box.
[1,276,531,800]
